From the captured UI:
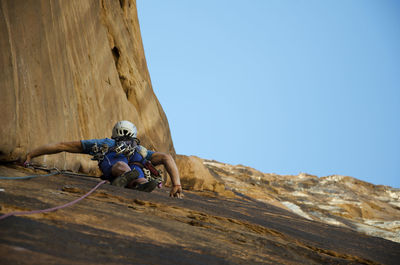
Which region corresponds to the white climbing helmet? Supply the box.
[112,120,137,139]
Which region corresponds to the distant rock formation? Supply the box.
[198,158,400,243]
[175,154,400,242]
[0,0,174,171]
[175,155,227,194]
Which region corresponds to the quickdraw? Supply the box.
[91,143,109,162]
[131,161,163,188]
[113,140,136,157]
[91,138,140,163]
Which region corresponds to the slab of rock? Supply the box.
[1,165,399,264]
[175,155,227,194]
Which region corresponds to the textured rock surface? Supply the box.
[203,159,400,244]
[1,1,400,264]
[175,155,227,194]
[1,165,400,265]
[0,0,173,171]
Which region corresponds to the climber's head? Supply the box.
[111,120,137,140]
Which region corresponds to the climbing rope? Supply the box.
[0,165,98,180]
[0,171,60,180]
[0,165,107,220]
[0,180,107,220]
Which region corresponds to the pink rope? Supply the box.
[0,180,107,220]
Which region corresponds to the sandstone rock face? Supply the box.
[175,155,226,194]
[1,165,399,264]
[174,154,400,243]
[202,159,400,243]
[0,0,174,171]
[176,153,400,243]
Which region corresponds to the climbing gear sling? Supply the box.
[90,137,163,188]
[130,161,163,188]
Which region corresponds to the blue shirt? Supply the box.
[81,138,155,178]
[80,138,154,160]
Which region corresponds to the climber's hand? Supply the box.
[169,185,184,199]
[20,154,31,167]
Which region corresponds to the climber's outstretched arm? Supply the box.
[24,141,83,165]
[150,152,183,198]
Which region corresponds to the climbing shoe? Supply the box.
[111,170,139,187]
[133,179,159,192]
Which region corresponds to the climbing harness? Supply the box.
[90,137,162,187]
[0,165,106,220]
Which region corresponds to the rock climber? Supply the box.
[23,120,183,198]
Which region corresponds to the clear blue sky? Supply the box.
[137,1,400,188]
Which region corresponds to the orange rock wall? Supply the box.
[0,0,174,170]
